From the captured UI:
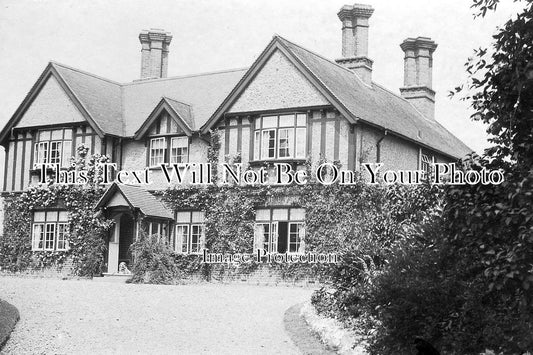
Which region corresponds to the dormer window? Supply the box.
[149,136,189,167]
[253,113,306,161]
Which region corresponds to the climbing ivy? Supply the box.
[0,145,113,276]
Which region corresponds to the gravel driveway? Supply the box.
[0,277,312,354]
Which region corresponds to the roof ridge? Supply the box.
[162,96,193,107]
[50,61,122,86]
[274,35,356,76]
[276,35,373,91]
[124,67,249,86]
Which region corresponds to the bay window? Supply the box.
[253,113,306,160]
[32,211,69,251]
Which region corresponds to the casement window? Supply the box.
[32,211,69,251]
[421,154,434,175]
[174,211,205,254]
[253,113,307,160]
[149,137,167,167]
[149,136,189,167]
[33,129,73,168]
[170,137,188,164]
[254,208,305,253]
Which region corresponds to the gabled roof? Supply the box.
[95,183,173,220]
[1,35,471,159]
[52,62,123,137]
[0,63,246,141]
[121,68,247,136]
[134,97,194,139]
[0,62,115,142]
[203,35,472,160]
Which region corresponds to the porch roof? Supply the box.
[95,183,173,220]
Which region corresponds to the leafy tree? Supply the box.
[448,0,533,308]
[365,1,533,353]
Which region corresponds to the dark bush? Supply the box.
[130,232,179,284]
[0,299,19,349]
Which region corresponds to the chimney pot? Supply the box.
[139,28,172,80]
[335,3,374,85]
[399,37,438,120]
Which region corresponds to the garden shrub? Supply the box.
[309,181,443,326]
[130,231,180,284]
[0,299,19,349]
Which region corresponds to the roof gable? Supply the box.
[227,49,328,114]
[201,37,357,134]
[278,37,472,159]
[16,74,86,128]
[0,63,106,143]
[134,97,194,139]
[95,183,173,220]
[121,68,247,136]
[202,35,471,159]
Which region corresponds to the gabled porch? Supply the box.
[95,183,174,274]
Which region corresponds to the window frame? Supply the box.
[170,136,189,164]
[174,211,205,254]
[253,113,307,161]
[148,135,190,168]
[254,208,305,254]
[149,137,167,167]
[31,211,69,252]
[33,128,73,169]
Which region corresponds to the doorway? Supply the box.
[118,213,134,267]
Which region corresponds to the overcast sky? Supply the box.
[0,0,525,161]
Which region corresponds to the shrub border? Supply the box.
[0,299,20,350]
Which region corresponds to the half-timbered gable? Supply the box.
[0,63,123,192]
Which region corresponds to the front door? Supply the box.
[118,213,134,268]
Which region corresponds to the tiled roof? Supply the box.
[163,97,195,130]
[53,62,123,136]
[96,183,173,219]
[39,36,471,159]
[276,36,472,159]
[52,63,247,137]
[121,69,247,136]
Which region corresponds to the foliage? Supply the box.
[0,145,113,276]
[309,180,443,326]
[0,298,20,348]
[129,231,180,284]
[364,1,533,353]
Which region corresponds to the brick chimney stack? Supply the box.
[139,29,173,80]
[335,3,374,85]
[400,37,438,120]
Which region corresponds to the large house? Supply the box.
[0,4,471,273]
